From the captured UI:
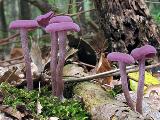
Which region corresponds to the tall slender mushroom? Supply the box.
[45,22,80,99]
[43,15,74,96]
[48,15,74,97]
[131,45,157,114]
[9,20,38,90]
[107,52,135,110]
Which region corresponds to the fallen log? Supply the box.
[74,82,147,120]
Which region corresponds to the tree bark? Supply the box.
[19,0,31,19]
[0,0,7,38]
[93,0,160,53]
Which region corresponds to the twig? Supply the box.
[64,63,160,83]
[0,56,23,64]
[0,29,35,46]
[63,75,80,78]
[0,33,20,44]
[72,61,95,68]
[67,0,85,7]
[66,8,95,17]
[5,67,18,82]
[2,61,24,67]
[0,40,20,46]
[46,65,137,80]
[88,19,99,31]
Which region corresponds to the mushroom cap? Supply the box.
[36,11,54,27]
[131,45,157,60]
[9,20,38,29]
[107,52,135,64]
[45,22,80,33]
[49,16,73,24]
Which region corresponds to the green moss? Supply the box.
[0,82,89,120]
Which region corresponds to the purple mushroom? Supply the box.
[131,45,157,114]
[9,20,38,90]
[35,11,54,27]
[107,52,135,110]
[45,22,80,99]
[45,16,74,97]
[49,16,73,24]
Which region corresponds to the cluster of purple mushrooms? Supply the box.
[9,11,157,114]
[107,45,157,114]
[9,11,80,100]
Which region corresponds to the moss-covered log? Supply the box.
[74,82,146,120]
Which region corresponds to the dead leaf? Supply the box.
[30,38,44,73]
[16,104,33,119]
[96,53,113,85]
[36,101,42,114]
[0,105,24,119]
[63,64,87,78]
[10,48,23,59]
[0,70,21,85]
[116,91,160,120]
[89,32,107,56]
[144,84,160,98]
[0,67,8,77]
[0,113,12,120]
[65,48,78,60]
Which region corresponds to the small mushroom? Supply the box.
[9,20,38,90]
[45,22,80,99]
[36,11,54,27]
[131,45,157,114]
[107,52,135,110]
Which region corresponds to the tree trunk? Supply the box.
[19,0,31,19]
[24,0,52,14]
[93,0,160,53]
[10,0,19,20]
[0,0,7,38]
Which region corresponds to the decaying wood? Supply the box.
[93,0,160,53]
[116,92,160,120]
[74,82,148,120]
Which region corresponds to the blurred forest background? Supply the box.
[0,0,97,61]
[0,0,160,60]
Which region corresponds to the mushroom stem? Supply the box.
[56,31,67,99]
[20,29,33,90]
[50,32,58,96]
[136,58,145,114]
[119,62,135,110]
